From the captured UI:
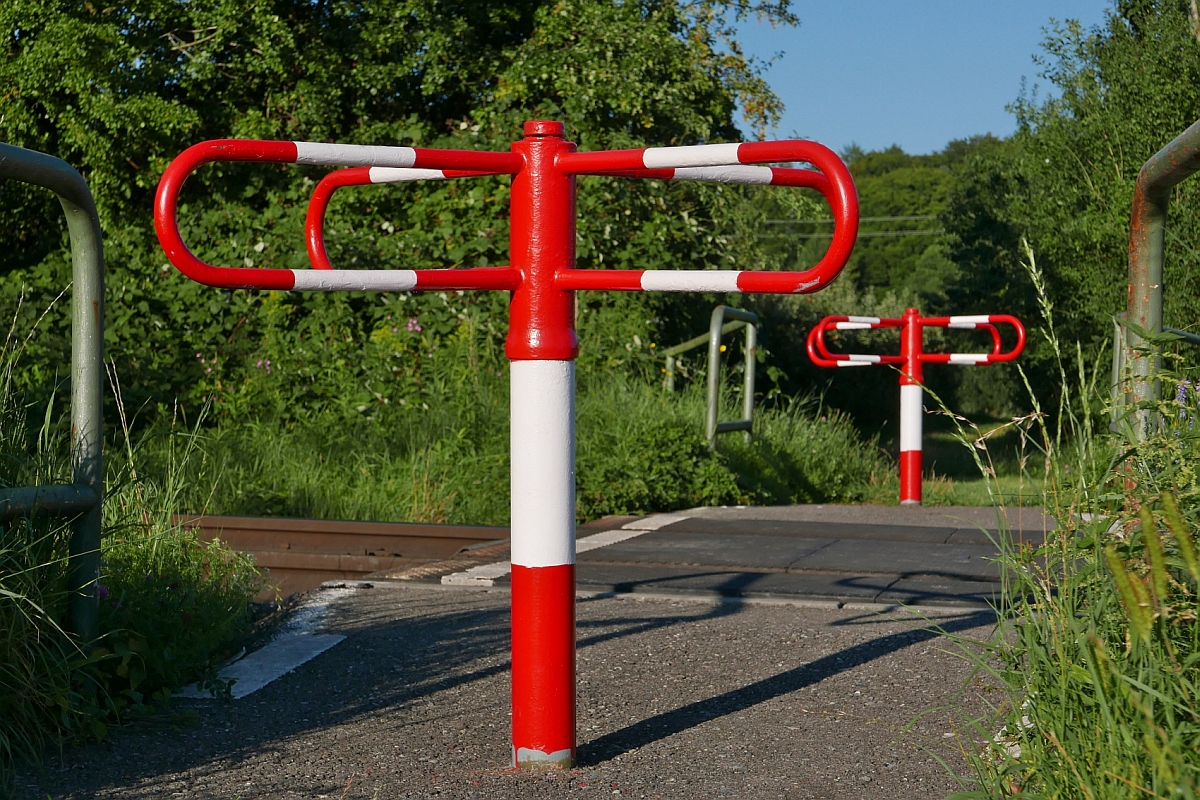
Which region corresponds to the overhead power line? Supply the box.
[757,229,945,240]
[763,215,941,224]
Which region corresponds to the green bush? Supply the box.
[157,336,891,524]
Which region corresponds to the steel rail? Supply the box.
[0,142,104,641]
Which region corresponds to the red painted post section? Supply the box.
[806,310,1025,505]
[154,121,861,771]
[898,308,924,505]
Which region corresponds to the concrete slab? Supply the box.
[575,563,894,602]
[577,531,834,570]
[790,539,1000,582]
[364,504,1020,609]
[658,516,956,543]
[682,503,1054,533]
[878,577,1005,607]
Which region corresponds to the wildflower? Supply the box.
[96,583,109,601]
[407,317,422,332]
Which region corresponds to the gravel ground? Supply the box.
[14,585,998,799]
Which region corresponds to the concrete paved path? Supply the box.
[15,583,997,799]
[413,504,1052,609]
[574,504,1051,608]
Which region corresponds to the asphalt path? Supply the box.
[14,583,998,799]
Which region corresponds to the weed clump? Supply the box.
[0,310,263,772]
[951,245,1200,798]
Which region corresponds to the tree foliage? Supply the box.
[946,1,1200,396]
[0,0,795,420]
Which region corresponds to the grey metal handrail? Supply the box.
[0,143,105,642]
[661,306,758,447]
[1125,117,1200,436]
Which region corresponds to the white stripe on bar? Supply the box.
[946,322,979,329]
[835,322,875,330]
[293,142,417,167]
[368,167,447,183]
[948,315,991,325]
[948,353,990,364]
[846,316,882,324]
[642,143,742,169]
[291,270,418,291]
[835,361,871,367]
[845,354,882,363]
[639,270,741,292]
[671,166,773,185]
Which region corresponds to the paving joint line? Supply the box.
[439,513,689,587]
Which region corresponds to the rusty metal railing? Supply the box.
[1125,117,1200,437]
[0,143,105,641]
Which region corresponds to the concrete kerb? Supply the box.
[352,578,998,616]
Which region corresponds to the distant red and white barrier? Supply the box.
[155,121,859,769]
[807,308,1025,505]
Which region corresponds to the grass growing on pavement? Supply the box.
[947,246,1200,798]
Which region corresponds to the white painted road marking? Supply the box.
[176,587,353,699]
[440,514,689,587]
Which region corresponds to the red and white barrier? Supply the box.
[807,308,1025,505]
[509,360,576,767]
[155,121,860,769]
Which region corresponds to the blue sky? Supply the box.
[737,1,1112,154]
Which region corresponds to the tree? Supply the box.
[0,0,795,419]
[946,1,1200,400]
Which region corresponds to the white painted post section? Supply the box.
[509,360,577,569]
[899,384,923,505]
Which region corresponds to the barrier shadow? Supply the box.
[576,609,993,766]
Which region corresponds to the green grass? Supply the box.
[158,361,893,524]
[944,244,1200,798]
[0,315,263,773]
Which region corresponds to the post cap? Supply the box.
[523,120,565,137]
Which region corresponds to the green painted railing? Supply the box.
[661,305,757,447]
[0,143,105,642]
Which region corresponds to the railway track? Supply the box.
[175,515,508,596]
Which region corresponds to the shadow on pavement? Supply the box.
[576,609,994,766]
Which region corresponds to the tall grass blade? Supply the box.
[1162,491,1200,585]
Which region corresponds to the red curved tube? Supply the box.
[306,166,502,271]
[555,140,857,294]
[917,314,1026,364]
[806,315,905,367]
[154,139,522,289]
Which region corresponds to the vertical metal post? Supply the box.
[705,305,758,448]
[505,121,578,770]
[742,321,756,443]
[705,306,725,445]
[1126,117,1200,437]
[0,144,104,642]
[898,308,923,506]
